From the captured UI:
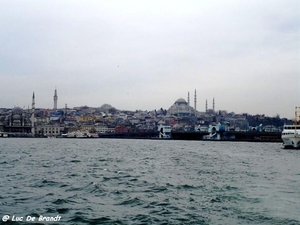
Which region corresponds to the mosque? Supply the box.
[167,90,197,116]
[1,106,32,133]
[167,90,216,116]
[1,93,35,134]
[1,88,60,135]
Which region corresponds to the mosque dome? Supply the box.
[12,106,23,114]
[13,114,21,120]
[167,98,193,116]
[175,98,187,104]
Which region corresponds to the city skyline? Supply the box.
[0,0,299,119]
[2,88,295,120]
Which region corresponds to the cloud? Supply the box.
[0,0,299,118]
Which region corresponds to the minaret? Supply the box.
[213,98,215,112]
[65,103,67,118]
[194,89,197,116]
[206,99,208,112]
[31,92,35,135]
[53,88,58,110]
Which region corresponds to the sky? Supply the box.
[0,0,299,119]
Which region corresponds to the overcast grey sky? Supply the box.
[0,0,299,118]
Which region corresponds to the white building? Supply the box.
[36,124,63,136]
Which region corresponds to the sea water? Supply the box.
[0,138,300,225]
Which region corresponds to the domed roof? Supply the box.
[13,114,21,120]
[167,97,193,116]
[12,106,23,114]
[175,98,187,104]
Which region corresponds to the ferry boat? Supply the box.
[157,124,171,139]
[64,131,94,138]
[282,107,300,149]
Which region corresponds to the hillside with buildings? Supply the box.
[0,89,292,138]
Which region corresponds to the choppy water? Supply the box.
[0,138,300,225]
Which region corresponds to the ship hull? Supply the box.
[282,135,300,149]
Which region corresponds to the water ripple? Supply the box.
[1,139,300,224]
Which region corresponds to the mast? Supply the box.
[31,92,35,135]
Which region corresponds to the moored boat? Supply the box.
[282,107,300,149]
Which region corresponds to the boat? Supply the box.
[282,107,300,149]
[76,131,92,138]
[157,123,171,139]
[61,131,97,138]
[0,132,8,138]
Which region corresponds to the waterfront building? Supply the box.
[94,123,112,133]
[3,106,32,133]
[36,124,62,137]
[80,124,95,133]
[115,125,129,133]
